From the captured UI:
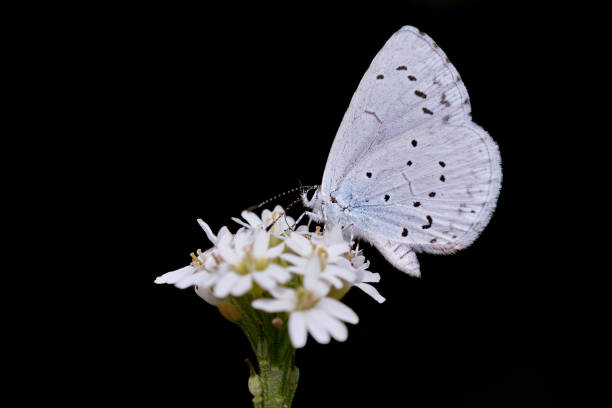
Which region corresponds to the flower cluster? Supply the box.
[155,206,384,348]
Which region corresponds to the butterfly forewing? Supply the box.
[322,26,472,192]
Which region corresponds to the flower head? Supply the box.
[155,206,383,348]
[252,257,358,348]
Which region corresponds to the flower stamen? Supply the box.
[296,287,320,310]
[190,252,202,266]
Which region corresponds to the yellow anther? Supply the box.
[317,247,328,260]
[190,252,202,266]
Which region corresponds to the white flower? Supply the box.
[194,284,224,306]
[231,205,296,235]
[154,249,228,305]
[252,257,359,348]
[156,206,383,348]
[154,220,229,303]
[213,228,290,298]
[347,249,385,304]
[281,226,355,289]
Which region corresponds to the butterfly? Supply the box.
[302,26,502,277]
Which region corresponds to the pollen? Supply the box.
[190,252,202,266]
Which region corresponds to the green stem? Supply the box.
[230,296,299,408]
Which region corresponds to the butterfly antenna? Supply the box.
[247,184,317,212]
[265,196,304,231]
[263,184,318,232]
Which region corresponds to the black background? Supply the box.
[31,1,584,406]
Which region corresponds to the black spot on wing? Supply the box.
[440,92,450,107]
[396,66,407,71]
[422,107,434,115]
[408,75,417,81]
[422,215,433,230]
[376,74,384,80]
[415,90,427,99]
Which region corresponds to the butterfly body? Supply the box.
[304,26,502,277]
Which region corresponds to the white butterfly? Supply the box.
[303,26,502,277]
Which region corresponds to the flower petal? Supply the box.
[289,312,308,348]
[217,226,232,242]
[284,216,296,226]
[360,271,380,283]
[195,285,224,305]
[231,275,253,296]
[253,230,270,257]
[175,270,209,289]
[241,210,262,228]
[253,272,276,291]
[318,297,359,324]
[321,274,344,289]
[234,230,252,253]
[217,229,233,248]
[217,245,241,265]
[325,264,356,282]
[264,264,291,283]
[214,272,239,298]
[305,309,331,344]
[154,265,195,284]
[261,209,272,222]
[231,217,251,228]
[201,272,220,287]
[285,233,312,257]
[280,253,307,267]
[252,298,294,313]
[326,243,350,259]
[265,242,285,258]
[197,219,217,245]
[355,283,386,303]
[312,308,348,342]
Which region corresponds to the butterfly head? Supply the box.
[302,184,355,227]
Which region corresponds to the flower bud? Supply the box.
[248,375,263,397]
[272,317,283,328]
[287,366,300,391]
[217,301,242,322]
[246,359,262,397]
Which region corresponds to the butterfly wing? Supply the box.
[322,25,473,193]
[320,26,501,270]
[371,236,421,277]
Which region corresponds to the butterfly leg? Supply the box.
[293,211,322,229]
